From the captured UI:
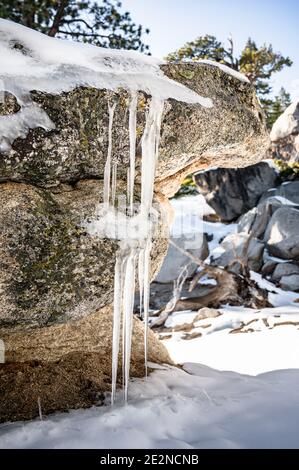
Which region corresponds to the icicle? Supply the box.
[122,250,137,402]
[111,257,122,405]
[140,97,164,377]
[37,397,43,421]
[138,249,145,317]
[103,102,116,206]
[140,97,164,216]
[142,240,152,378]
[128,92,138,215]
[111,162,117,207]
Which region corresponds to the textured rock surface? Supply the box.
[260,180,299,205]
[0,306,171,423]
[194,162,279,222]
[264,207,299,260]
[0,180,169,330]
[210,233,264,274]
[0,63,269,197]
[280,275,299,292]
[272,263,299,282]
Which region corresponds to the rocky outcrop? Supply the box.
[0,60,268,421]
[260,180,299,205]
[193,162,279,222]
[210,180,299,292]
[269,101,299,163]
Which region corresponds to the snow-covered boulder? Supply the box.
[193,162,279,222]
[0,19,269,421]
[0,20,268,196]
[269,101,299,163]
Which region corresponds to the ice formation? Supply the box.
[0,19,213,403]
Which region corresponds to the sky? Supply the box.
[122,0,299,99]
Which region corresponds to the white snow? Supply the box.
[1,362,299,449]
[270,100,299,141]
[170,194,215,239]
[165,310,198,328]
[164,305,299,375]
[197,59,250,84]
[0,18,212,152]
[250,271,299,306]
[203,220,238,254]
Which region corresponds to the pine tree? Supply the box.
[0,0,150,52]
[166,35,292,120]
[266,87,292,128]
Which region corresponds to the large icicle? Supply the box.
[103,102,116,206]
[140,97,165,377]
[111,257,122,405]
[128,92,138,215]
[123,250,137,401]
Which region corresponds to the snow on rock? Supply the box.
[270,101,299,142]
[0,18,212,152]
[197,59,250,84]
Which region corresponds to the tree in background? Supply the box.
[266,87,292,128]
[166,35,292,126]
[0,0,150,51]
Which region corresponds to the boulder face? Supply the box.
[264,207,299,260]
[260,180,299,205]
[269,101,299,163]
[194,162,279,222]
[0,180,169,331]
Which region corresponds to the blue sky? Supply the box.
[122,0,299,99]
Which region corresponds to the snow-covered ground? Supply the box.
[1,361,299,449]
[1,194,299,449]
[1,299,299,449]
[163,305,299,375]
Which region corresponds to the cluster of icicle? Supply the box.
[103,93,164,404]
